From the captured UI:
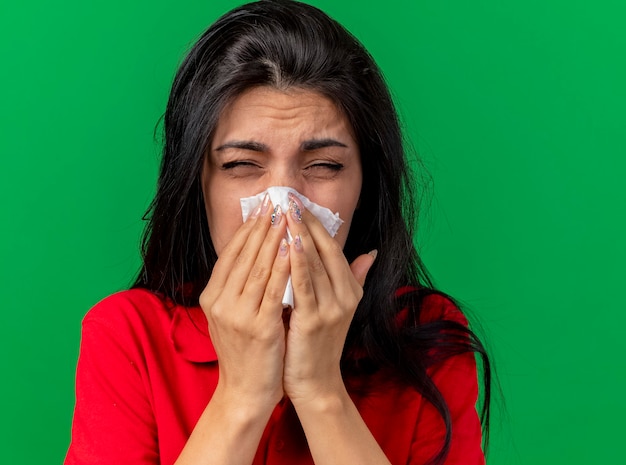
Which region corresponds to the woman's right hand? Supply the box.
[199,195,291,410]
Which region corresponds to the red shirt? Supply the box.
[64,289,484,465]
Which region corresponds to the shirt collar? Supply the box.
[170,305,218,363]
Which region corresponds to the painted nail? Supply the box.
[288,193,303,223]
[279,238,289,256]
[293,234,303,252]
[260,193,271,215]
[251,203,262,218]
[367,249,378,260]
[271,205,283,227]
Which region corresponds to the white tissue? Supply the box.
[240,186,344,308]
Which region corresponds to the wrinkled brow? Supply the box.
[214,141,267,152]
[214,138,348,153]
[300,138,348,151]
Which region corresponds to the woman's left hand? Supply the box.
[282,194,376,406]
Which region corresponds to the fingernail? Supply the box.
[271,205,283,227]
[293,234,303,252]
[251,203,262,218]
[279,238,289,256]
[288,193,303,223]
[367,249,378,260]
[260,193,271,215]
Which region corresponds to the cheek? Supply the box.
[334,204,357,248]
[342,181,363,247]
[309,176,362,249]
[208,214,244,256]
[333,193,361,248]
[334,224,351,248]
[205,187,245,256]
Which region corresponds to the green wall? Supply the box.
[1,1,624,463]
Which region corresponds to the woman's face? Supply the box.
[202,86,362,255]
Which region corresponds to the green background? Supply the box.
[1,0,624,463]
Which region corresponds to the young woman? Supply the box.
[65,1,491,464]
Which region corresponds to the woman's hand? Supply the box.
[276,194,391,465]
[188,194,386,465]
[177,199,292,465]
[199,195,291,409]
[282,193,376,406]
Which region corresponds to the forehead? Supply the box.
[213,87,355,142]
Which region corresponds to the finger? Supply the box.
[212,194,274,297]
[241,204,289,305]
[284,229,320,312]
[204,200,264,296]
[286,204,333,309]
[287,194,358,298]
[349,250,377,287]
[259,237,291,317]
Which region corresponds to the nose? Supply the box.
[267,164,304,194]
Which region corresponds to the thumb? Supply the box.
[349,249,378,287]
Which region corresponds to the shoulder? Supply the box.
[81,288,175,345]
[395,288,468,328]
[84,288,169,323]
[81,288,216,363]
[419,293,468,327]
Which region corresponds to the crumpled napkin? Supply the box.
[240,186,344,308]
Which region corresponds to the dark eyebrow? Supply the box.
[301,138,348,151]
[214,141,268,152]
[214,138,348,152]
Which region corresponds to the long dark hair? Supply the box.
[134,1,491,463]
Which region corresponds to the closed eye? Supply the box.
[306,162,344,171]
[303,162,345,180]
[221,160,260,170]
[220,160,264,178]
